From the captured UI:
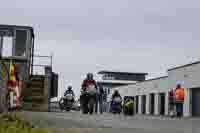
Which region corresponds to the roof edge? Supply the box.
[125,76,168,85]
[168,61,200,71]
[0,24,34,29]
[97,70,148,75]
[0,24,34,36]
[143,76,168,82]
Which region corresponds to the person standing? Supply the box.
[64,85,75,102]
[123,97,134,116]
[98,85,105,114]
[15,71,22,109]
[175,84,185,117]
[102,88,107,112]
[168,88,176,117]
[80,73,98,114]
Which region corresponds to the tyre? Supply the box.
[81,96,89,114]
[88,98,95,115]
[123,106,129,115]
[65,107,71,112]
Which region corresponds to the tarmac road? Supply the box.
[20,111,200,133]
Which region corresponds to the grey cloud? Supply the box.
[1,0,200,96]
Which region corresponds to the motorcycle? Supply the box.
[59,93,74,112]
[81,84,97,115]
[111,96,122,114]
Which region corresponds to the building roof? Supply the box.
[0,24,34,37]
[97,70,148,75]
[168,61,200,71]
[142,76,168,82]
[97,80,137,84]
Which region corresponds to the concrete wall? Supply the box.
[114,77,168,98]
[114,62,200,117]
[168,63,200,117]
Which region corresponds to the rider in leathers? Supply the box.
[110,90,122,112]
[80,73,98,114]
[64,86,75,103]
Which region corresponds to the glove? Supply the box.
[81,89,85,94]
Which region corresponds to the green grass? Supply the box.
[0,113,55,133]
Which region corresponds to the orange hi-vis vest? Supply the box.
[175,88,185,102]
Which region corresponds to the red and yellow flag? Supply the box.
[7,62,16,87]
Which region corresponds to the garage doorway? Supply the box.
[192,88,200,116]
[141,95,146,114]
[149,93,155,115]
[159,93,165,115]
[135,96,139,114]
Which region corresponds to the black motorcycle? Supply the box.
[59,93,74,112]
[81,85,97,115]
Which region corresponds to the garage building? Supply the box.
[110,61,200,117]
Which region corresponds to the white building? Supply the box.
[109,61,200,117]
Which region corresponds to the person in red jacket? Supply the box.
[81,73,97,91]
[168,88,175,117]
[80,73,98,114]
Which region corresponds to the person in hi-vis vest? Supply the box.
[168,88,176,117]
[175,84,185,117]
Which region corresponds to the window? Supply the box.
[2,37,13,57]
[15,30,27,56]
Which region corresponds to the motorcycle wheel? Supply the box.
[88,98,95,115]
[81,95,88,114]
[65,100,73,112]
[59,103,65,111]
[82,108,88,114]
[65,107,71,112]
[118,110,121,114]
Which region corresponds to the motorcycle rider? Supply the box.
[110,90,122,113]
[98,84,105,114]
[123,97,134,115]
[64,85,75,102]
[80,73,98,114]
[111,90,122,101]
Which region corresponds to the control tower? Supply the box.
[0,24,34,80]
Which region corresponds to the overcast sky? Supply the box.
[1,0,200,98]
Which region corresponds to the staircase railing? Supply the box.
[31,54,53,76]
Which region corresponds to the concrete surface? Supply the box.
[20,111,200,133]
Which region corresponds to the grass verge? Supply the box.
[0,112,55,133]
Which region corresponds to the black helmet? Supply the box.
[114,89,119,94]
[68,85,72,91]
[87,73,93,80]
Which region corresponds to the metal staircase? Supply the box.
[22,75,49,111]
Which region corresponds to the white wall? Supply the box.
[146,94,150,115]
[168,63,200,117]
[114,62,200,117]
[114,77,169,116]
[168,63,200,89]
[116,77,168,98]
[154,93,159,115]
